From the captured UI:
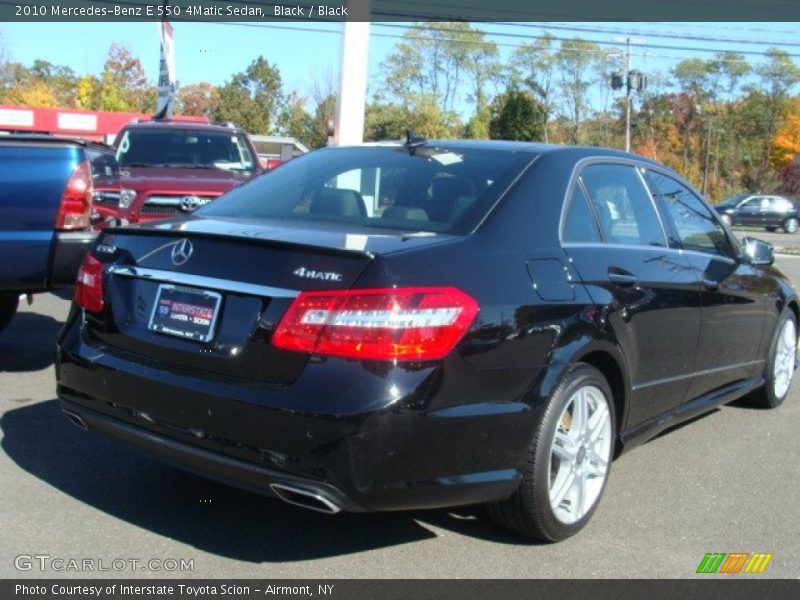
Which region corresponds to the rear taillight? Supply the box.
[56,161,93,230]
[272,287,479,361]
[74,253,105,312]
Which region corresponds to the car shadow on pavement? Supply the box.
[1,400,533,562]
[0,312,63,372]
[648,408,720,443]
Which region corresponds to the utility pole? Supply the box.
[611,38,646,154]
[624,37,632,153]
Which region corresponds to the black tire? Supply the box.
[486,363,616,541]
[0,293,19,333]
[749,310,797,409]
[783,218,798,234]
[766,227,778,232]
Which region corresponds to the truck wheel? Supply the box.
[0,294,19,333]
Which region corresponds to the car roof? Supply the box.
[123,120,245,134]
[341,139,663,166]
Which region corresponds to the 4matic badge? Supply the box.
[293,267,343,282]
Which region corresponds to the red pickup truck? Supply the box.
[93,119,262,227]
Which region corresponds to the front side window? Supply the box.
[644,171,734,257]
[87,149,119,180]
[116,128,256,173]
[579,163,666,247]
[199,146,535,235]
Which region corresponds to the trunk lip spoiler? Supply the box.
[105,225,377,260]
[107,265,300,299]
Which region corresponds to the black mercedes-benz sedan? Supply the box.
[56,140,798,541]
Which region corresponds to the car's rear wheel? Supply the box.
[0,293,19,333]
[783,218,798,234]
[486,363,615,541]
[750,311,797,408]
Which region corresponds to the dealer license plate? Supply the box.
[148,284,222,343]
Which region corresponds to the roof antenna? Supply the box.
[404,129,426,155]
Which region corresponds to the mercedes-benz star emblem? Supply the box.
[181,196,201,212]
[171,238,194,266]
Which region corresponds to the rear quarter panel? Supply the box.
[0,142,83,291]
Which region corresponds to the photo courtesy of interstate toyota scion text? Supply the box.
[56,139,798,541]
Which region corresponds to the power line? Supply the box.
[498,21,800,48]
[372,22,800,59]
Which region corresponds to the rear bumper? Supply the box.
[56,321,535,513]
[59,398,361,513]
[50,230,96,287]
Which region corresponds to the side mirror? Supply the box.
[742,236,774,266]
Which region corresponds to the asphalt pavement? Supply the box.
[1,240,799,579]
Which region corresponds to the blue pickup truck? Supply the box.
[0,135,100,333]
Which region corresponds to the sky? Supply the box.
[1,21,799,117]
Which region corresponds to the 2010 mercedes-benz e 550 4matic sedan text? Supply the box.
[56,140,798,541]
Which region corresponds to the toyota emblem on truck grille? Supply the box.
[181,196,202,212]
[171,239,194,266]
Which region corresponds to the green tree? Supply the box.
[213,57,283,134]
[365,96,456,141]
[751,48,800,187]
[381,21,498,131]
[513,34,558,142]
[98,44,152,112]
[277,91,316,147]
[556,38,602,144]
[488,91,545,141]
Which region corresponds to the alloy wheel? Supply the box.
[548,385,612,525]
[773,318,797,398]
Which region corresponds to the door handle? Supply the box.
[702,279,720,292]
[608,272,638,287]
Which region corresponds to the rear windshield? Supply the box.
[198,146,534,234]
[116,127,256,173]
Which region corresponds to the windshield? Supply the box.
[718,193,749,207]
[198,145,535,235]
[116,127,256,172]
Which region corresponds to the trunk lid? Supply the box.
[87,216,456,385]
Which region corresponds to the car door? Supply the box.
[561,161,702,428]
[735,196,763,226]
[643,170,769,401]
[767,196,794,229]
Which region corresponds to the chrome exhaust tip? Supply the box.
[270,483,342,514]
[62,409,88,432]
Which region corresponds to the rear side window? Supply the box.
[579,164,666,247]
[563,185,601,242]
[770,197,794,212]
[644,171,734,257]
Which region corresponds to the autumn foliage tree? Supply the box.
[771,98,800,168]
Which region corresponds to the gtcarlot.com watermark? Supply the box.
[14,554,194,573]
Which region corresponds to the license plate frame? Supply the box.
[148,284,222,343]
